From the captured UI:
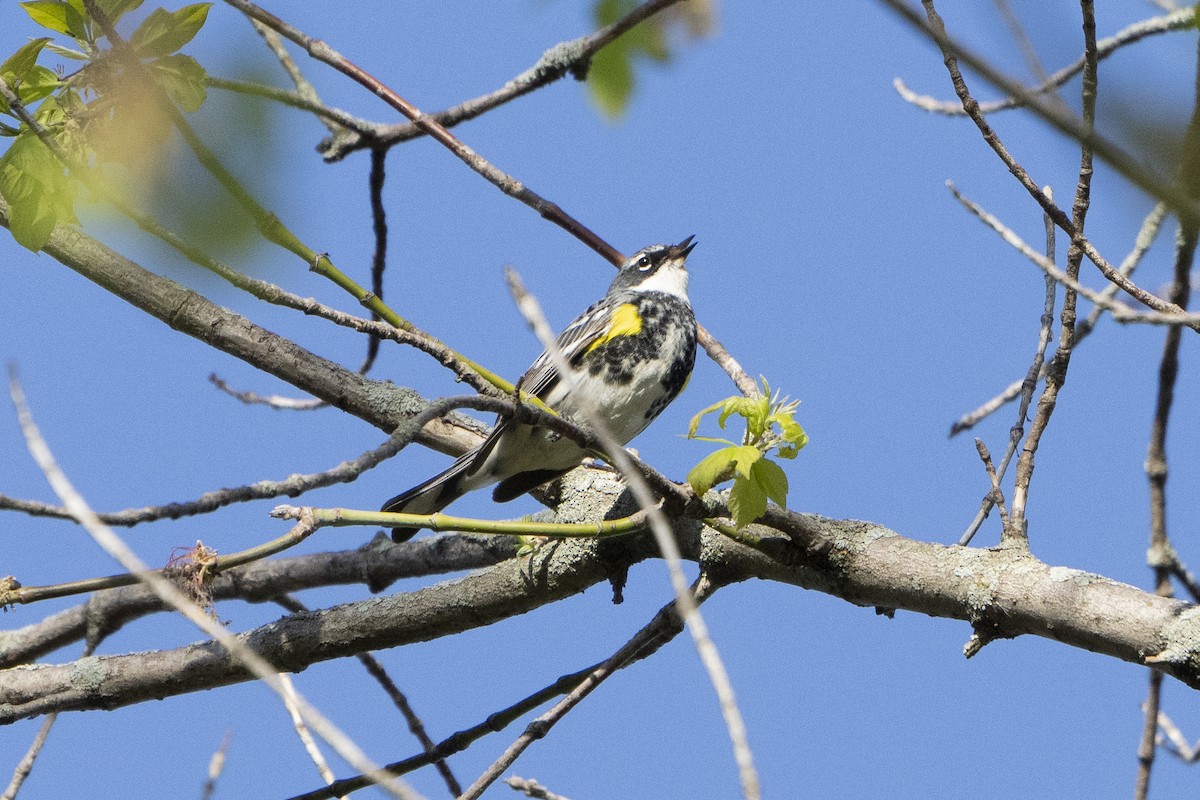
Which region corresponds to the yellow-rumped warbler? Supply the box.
[383,237,698,541]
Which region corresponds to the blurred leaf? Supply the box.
[46,43,91,61]
[587,0,711,118]
[587,38,634,119]
[128,3,212,58]
[94,0,145,24]
[16,66,60,106]
[588,0,668,118]
[20,1,89,39]
[1,38,52,85]
[0,132,75,251]
[151,53,207,112]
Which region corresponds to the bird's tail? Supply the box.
[381,453,477,542]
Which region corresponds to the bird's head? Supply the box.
[608,235,697,299]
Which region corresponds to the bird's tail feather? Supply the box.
[382,453,476,542]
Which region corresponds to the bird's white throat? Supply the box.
[632,263,690,300]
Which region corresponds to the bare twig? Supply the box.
[1008,0,1098,541]
[972,438,1009,533]
[247,15,347,140]
[504,776,571,800]
[502,269,758,800]
[8,359,420,800]
[316,0,690,161]
[1135,224,1195,797]
[1155,709,1200,762]
[992,0,1064,111]
[459,576,721,800]
[274,595,463,798]
[1136,25,1200,787]
[895,6,1196,115]
[279,673,339,790]
[362,145,389,375]
[2,641,99,800]
[959,187,1058,545]
[882,0,1200,230]
[950,202,1169,435]
[284,572,707,800]
[199,730,233,800]
[0,393,489,529]
[220,1,760,400]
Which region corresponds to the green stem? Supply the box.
[304,506,648,538]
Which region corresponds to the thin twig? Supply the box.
[972,438,1009,532]
[274,596,464,798]
[459,576,720,800]
[502,269,758,800]
[279,673,339,790]
[247,15,348,140]
[285,577,707,800]
[882,0,1200,230]
[362,145,389,375]
[0,394,486,528]
[945,188,1196,327]
[992,0,1065,112]
[1155,709,1200,762]
[959,187,1057,545]
[1,642,98,800]
[316,0,689,161]
[7,361,417,799]
[208,375,324,409]
[504,776,571,800]
[950,202,1168,435]
[220,0,760,400]
[1009,0,1098,541]
[199,730,233,800]
[894,6,1196,115]
[1136,27,1200,786]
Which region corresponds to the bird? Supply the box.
[383,236,699,542]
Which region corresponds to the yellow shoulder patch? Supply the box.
[587,303,642,353]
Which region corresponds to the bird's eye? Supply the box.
[637,256,652,271]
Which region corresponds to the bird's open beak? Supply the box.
[674,235,698,259]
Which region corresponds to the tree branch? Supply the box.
[6,510,1200,724]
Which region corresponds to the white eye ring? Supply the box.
[637,256,652,271]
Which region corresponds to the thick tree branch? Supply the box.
[4,509,1200,724]
[0,533,516,668]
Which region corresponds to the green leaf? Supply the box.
[588,0,673,118]
[93,0,144,24]
[587,39,633,119]
[687,446,738,496]
[128,3,212,58]
[728,473,767,530]
[21,2,88,38]
[0,131,75,251]
[1,38,52,86]
[751,458,788,509]
[15,66,60,106]
[150,53,207,112]
[687,398,724,438]
[46,43,91,61]
[729,445,761,480]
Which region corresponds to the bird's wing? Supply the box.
[517,298,614,401]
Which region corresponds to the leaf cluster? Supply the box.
[0,1,212,250]
[587,0,713,118]
[686,378,808,529]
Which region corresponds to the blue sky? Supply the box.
[3,2,1199,798]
